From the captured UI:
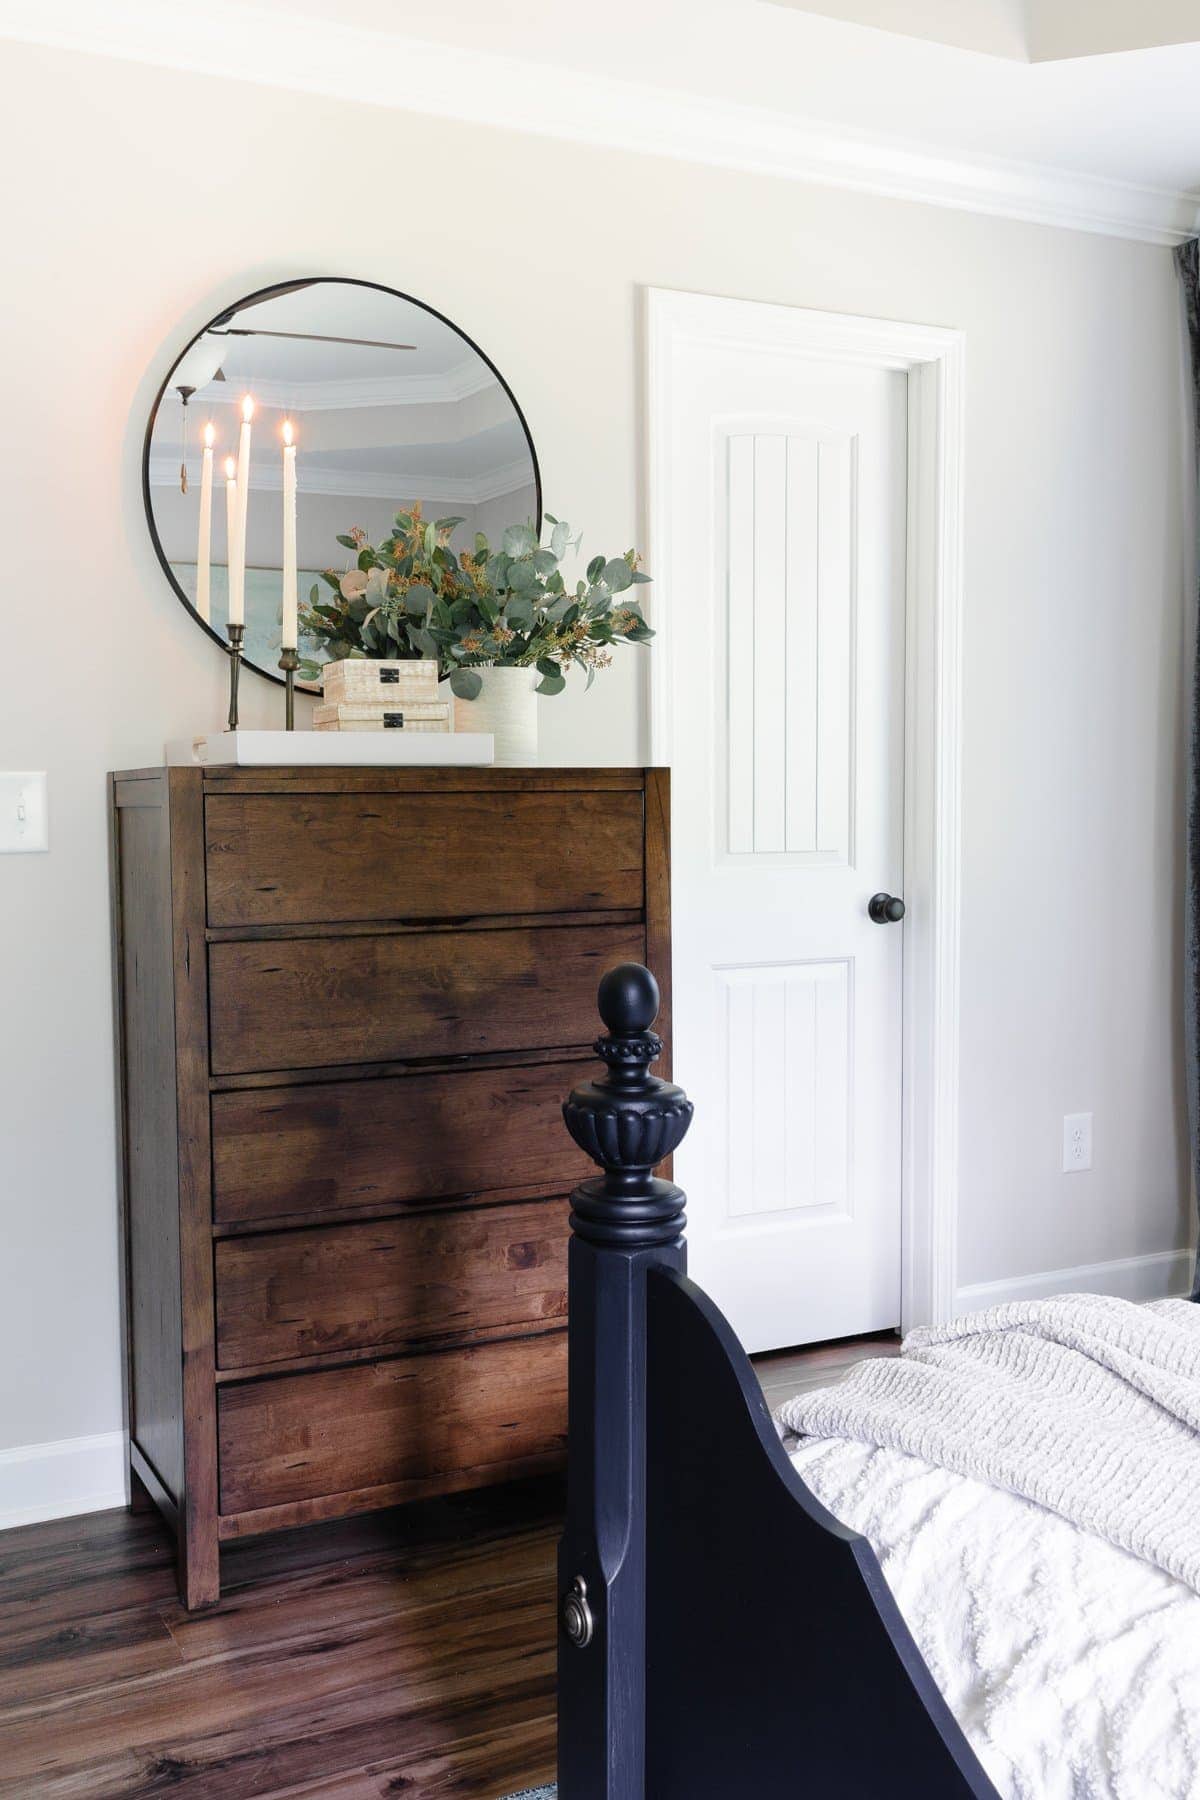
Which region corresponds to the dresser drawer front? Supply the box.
[212,1062,587,1226]
[208,922,643,1075]
[204,790,645,927]
[215,1201,569,1369]
[217,1335,567,1513]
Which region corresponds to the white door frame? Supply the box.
[644,288,965,1331]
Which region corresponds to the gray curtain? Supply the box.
[1176,239,1200,1294]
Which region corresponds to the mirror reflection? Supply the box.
[144,278,540,686]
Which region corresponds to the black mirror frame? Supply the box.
[141,275,543,690]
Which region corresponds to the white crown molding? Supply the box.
[1,0,1197,245]
[164,363,499,414]
[148,453,534,505]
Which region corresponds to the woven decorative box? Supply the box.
[313,699,452,734]
[321,659,439,707]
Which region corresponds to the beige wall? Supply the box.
[0,38,1191,1456]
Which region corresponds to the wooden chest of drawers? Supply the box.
[109,766,670,1606]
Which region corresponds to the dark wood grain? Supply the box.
[0,1481,561,1798]
[205,790,645,927]
[218,1334,567,1515]
[208,921,645,1075]
[112,780,186,1508]
[211,1061,588,1226]
[201,765,642,796]
[167,768,221,1610]
[111,764,668,1605]
[215,1199,570,1368]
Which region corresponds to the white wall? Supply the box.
[0,39,1191,1476]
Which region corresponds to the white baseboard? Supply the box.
[0,1430,128,1531]
[954,1248,1194,1316]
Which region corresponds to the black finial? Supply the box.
[590,962,664,1089]
[563,963,693,1249]
[597,963,660,1037]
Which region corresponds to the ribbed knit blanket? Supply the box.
[778,1293,1200,1592]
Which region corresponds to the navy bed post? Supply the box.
[557,964,998,1800]
[557,963,693,1800]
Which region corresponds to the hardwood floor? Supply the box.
[0,1332,897,1798]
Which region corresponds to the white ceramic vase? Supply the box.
[450,666,539,765]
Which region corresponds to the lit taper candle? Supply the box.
[229,394,254,627]
[224,455,238,608]
[195,422,215,622]
[281,418,298,650]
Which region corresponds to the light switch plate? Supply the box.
[0,772,48,853]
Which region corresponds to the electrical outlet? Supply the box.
[0,772,48,853]
[1062,1111,1092,1173]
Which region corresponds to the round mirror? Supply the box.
[143,277,541,687]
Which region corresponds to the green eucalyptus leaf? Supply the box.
[335,533,358,550]
[450,668,483,700]
[550,520,571,559]
[603,557,634,593]
[503,522,538,558]
[630,570,652,584]
[586,554,605,584]
[536,656,560,681]
[535,671,567,697]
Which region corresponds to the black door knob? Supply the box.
[868,892,905,924]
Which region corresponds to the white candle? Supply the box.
[224,455,238,623]
[230,394,254,627]
[281,419,298,650]
[195,422,215,622]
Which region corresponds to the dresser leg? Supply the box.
[179,1524,220,1610]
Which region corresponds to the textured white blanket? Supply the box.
[789,1436,1200,1800]
[777,1294,1200,1592]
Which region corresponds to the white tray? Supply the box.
[166,730,494,767]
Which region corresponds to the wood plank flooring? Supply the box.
[0,1331,898,1798]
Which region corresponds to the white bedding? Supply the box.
[789,1436,1200,1799]
[779,1296,1200,1799]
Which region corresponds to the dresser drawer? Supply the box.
[215,1200,570,1369]
[204,790,644,927]
[208,922,643,1075]
[217,1334,568,1514]
[211,1061,587,1226]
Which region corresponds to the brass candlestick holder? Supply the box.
[225,622,245,731]
[278,647,299,731]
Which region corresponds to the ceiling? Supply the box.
[765,0,1200,62]
[4,0,1199,237]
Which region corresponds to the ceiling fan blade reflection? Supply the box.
[211,327,418,351]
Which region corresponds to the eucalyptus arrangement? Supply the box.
[299,503,653,697]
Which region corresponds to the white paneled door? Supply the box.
[658,319,908,1353]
